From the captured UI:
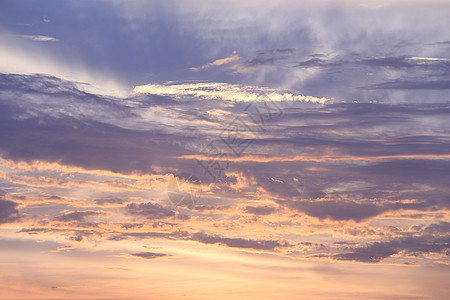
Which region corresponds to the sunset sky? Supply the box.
[0,1,449,299]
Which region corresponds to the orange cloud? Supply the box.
[190,54,240,71]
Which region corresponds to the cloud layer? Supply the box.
[1,1,449,299]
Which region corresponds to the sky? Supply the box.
[0,0,449,299]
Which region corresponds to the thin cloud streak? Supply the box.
[17,34,59,42]
[190,54,240,71]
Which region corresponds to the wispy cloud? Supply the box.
[369,80,450,90]
[190,54,240,71]
[17,34,59,42]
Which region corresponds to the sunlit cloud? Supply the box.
[190,53,240,71]
[134,82,329,103]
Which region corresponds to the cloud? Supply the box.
[134,82,329,103]
[183,153,450,164]
[17,35,59,42]
[2,0,450,103]
[54,211,102,222]
[334,222,450,263]
[295,57,329,68]
[190,54,240,71]
[2,73,449,230]
[295,55,450,73]
[1,71,450,264]
[232,48,295,72]
[0,73,197,175]
[94,198,125,206]
[130,252,170,259]
[70,235,84,242]
[191,232,289,250]
[0,198,20,224]
[51,286,73,290]
[285,200,383,222]
[0,190,20,224]
[111,230,190,241]
[125,202,175,220]
[369,80,450,90]
[1,4,450,298]
[290,54,450,99]
[434,41,450,45]
[244,206,276,215]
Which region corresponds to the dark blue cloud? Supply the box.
[0,197,20,224]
